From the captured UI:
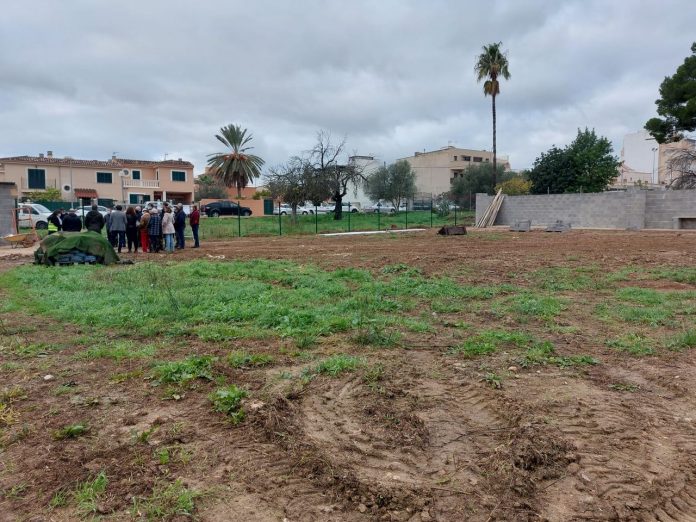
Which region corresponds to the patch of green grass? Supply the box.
[294,333,318,350]
[530,267,596,291]
[495,293,566,321]
[304,354,365,380]
[519,341,598,368]
[155,448,170,465]
[615,287,667,305]
[228,350,273,368]
[610,382,640,392]
[109,369,144,383]
[78,340,156,360]
[14,342,61,358]
[382,263,422,276]
[352,325,401,347]
[650,267,696,284]
[606,333,655,356]
[667,329,696,351]
[210,385,248,424]
[53,423,89,440]
[613,304,674,326]
[362,363,385,387]
[49,489,69,508]
[449,329,533,357]
[74,472,107,515]
[131,479,197,519]
[0,386,27,405]
[153,355,215,384]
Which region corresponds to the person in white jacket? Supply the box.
[162,207,175,253]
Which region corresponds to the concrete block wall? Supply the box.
[0,183,18,244]
[476,189,696,230]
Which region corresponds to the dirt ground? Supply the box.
[2,228,696,521]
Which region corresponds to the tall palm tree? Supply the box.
[475,42,511,188]
[207,124,265,198]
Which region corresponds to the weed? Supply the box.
[352,323,401,347]
[78,340,156,360]
[505,293,566,320]
[131,426,158,444]
[483,372,502,389]
[49,489,69,508]
[210,385,248,424]
[14,342,60,358]
[53,423,89,440]
[610,382,640,392]
[0,386,27,405]
[667,329,696,351]
[519,342,598,368]
[131,479,197,519]
[382,263,422,276]
[613,305,674,326]
[303,354,365,381]
[5,483,27,499]
[155,448,170,465]
[650,267,696,284]
[294,333,318,350]
[531,267,595,291]
[110,369,144,383]
[228,350,273,368]
[74,472,107,515]
[362,363,385,391]
[449,329,533,357]
[153,355,216,384]
[0,404,19,427]
[606,333,655,356]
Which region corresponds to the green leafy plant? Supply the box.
[153,355,216,384]
[483,372,502,389]
[228,350,273,368]
[667,329,696,351]
[606,333,655,356]
[210,385,248,424]
[131,479,197,519]
[74,472,107,515]
[53,423,89,440]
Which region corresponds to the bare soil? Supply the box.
[2,228,696,521]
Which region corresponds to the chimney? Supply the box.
[39,153,44,158]
[47,150,53,157]
[112,154,117,161]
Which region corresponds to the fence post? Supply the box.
[377,205,381,231]
[430,198,433,228]
[315,205,318,234]
[278,201,282,236]
[405,201,408,230]
[348,202,351,232]
[454,205,457,226]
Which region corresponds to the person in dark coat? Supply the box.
[125,206,139,253]
[147,209,162,253]
[61,210,83,232]
[174,203,186,249]
[84,205,105,233]
[48,210,63,234]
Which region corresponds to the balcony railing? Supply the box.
[122,179,160,188]
[20,178,57,190]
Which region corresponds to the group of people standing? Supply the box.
[47,202,201,254]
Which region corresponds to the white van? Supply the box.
[16,203,52,229]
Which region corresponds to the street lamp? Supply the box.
[651,147,658,184]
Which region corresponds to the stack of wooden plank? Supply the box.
[475,189,504,228]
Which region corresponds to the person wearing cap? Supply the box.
[174,203,186,249]
[61,209,83,232]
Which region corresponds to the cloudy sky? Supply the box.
[1,0,694,176]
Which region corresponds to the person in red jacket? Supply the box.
[190,205,200,248]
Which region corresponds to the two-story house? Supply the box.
[0,151,195,206]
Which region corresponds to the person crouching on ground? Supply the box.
[61,209,83,232]
[190,205,200,248]
[84,205,105,233]
[174,203,186,249]
[139,208,150,252]
[125,206,139,253]
[148,209,162,253]
[110,205,127,253]
[162,206,175,253]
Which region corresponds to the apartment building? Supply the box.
[0,151,194,206]
[398,146,510,196]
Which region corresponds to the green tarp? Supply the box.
[34,231,120,265]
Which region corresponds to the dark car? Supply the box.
[203,201,252,217]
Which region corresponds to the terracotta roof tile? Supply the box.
[0,155,193,168]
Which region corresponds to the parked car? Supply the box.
[315,203,360,214]
[203,200,252,217]
[363,201,406,213]
[411,201,433,211]
[273,204,314,215]
[73,205,109,217]
[16,203,52,229]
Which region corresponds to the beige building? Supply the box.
[658,138,696,185]
[0,151,194,206]
[398,146,510,196]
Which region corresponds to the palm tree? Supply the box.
[475,42,511,188]
[207,124,265,198]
